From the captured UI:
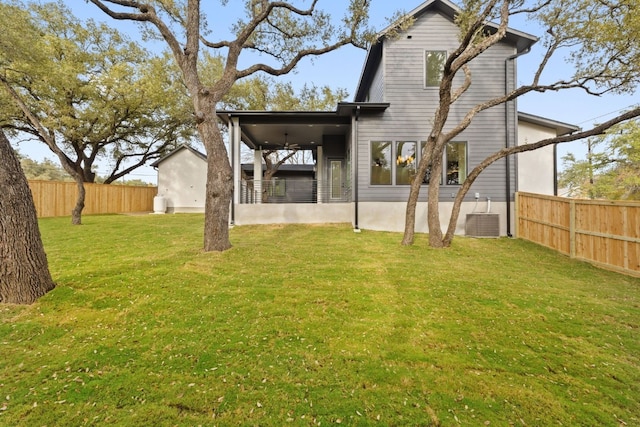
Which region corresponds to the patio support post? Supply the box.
[254,148,262,204]
[316,145,324,204]
[231,116,241,206]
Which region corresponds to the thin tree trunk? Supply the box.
[402,159,427,246]
[71,178,85,225]
[427,157,445,248]
[401,180,420,246]
[0,130,56,304]
[402,139,436,245]
[261,167,280,203]
[442,171,478,247]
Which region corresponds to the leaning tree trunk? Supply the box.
[427,157,445,248]
[402,156,429,246]
[0,130,56,304]
[71,178,85,225]
[402,139,437,246]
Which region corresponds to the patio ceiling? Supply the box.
[218,111,350,151]
[217,103,389,151]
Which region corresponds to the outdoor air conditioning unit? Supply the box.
[465,213,500,238]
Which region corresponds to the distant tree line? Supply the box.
[16,151,153,186]
[560,120,640,200]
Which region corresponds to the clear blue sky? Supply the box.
[18,0,639,183]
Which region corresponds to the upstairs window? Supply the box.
[425,51,447,87]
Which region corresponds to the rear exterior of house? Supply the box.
[154,0,579,237]
[351,0,538,236]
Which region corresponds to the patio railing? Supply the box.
[239,179,351,204]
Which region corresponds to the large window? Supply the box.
[395,141,416,185]
[370,140,467,186]
[446,141,467,185]
[425,51,447,87]
[371,141,392,185]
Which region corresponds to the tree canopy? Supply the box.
[88,0,374,251]
[560,119,640,200]
[0,2,195,186]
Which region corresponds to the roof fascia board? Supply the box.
[150,144,206,167]
[518,112,581,136]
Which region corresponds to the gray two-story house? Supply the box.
[153,0,579,237]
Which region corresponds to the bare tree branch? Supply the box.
[89,1,186,70]
[235,40,355,79]
[441,107,640,245]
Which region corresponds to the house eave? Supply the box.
[518,112,581,136]
[150,143,206,167]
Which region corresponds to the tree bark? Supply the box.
[199,104,233,252]
[402,139,435,246]
[71,178,85,225]
[427,151,445,248]
[0,130,56,304]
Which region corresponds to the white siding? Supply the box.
[517,121,557,195]
[157,148,207,213]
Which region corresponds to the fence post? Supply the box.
[569,199,576,259]
[514,192,520,238]
[623,206,629,271]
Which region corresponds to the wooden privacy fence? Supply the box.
[516,192,640,277]
[28,181,158,218]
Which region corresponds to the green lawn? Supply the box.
[1,214,638,426]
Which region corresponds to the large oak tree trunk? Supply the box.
[199,107,233,252]
[0,130,55,304]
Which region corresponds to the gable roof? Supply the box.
[355,0,538,101]
[150,144,206,167]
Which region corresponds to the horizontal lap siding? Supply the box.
[357,11,517,203]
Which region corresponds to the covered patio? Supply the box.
[217,103,388,225]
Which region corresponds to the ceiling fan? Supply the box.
[283,132,300,150]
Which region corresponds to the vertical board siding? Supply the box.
[517,192,640,277]
[28,181,157,218]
